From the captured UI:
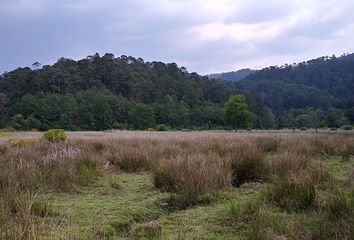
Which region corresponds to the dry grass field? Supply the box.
[0,130,354,239]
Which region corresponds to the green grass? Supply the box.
[37,173,266,239]
[30,154,354,239]
[40,173,167,239]
[320,155,354,185]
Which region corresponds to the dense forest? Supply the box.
[215,54,354,129]
[208,69,255,82]
[0,54,272,130]
[0,53,353,131]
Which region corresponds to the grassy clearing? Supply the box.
[0,131,353,239]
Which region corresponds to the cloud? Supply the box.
[1,0,354,74]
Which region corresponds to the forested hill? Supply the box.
[217,54,354,128]
[208,69,255,82]
[0,53,240,130]
[1,53,353,131]
[235,54,354,112]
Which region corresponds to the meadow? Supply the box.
[0,130,354,239]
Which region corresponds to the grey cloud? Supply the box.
[1,0,354,74]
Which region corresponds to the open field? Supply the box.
[1,131,354,239]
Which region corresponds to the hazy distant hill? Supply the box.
[231,54,354,115]
[208,69,255,82]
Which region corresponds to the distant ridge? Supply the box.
[208,69,255,82]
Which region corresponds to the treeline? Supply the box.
[1,53,353,131]
[220,54,354,128]
[0,53,274,130]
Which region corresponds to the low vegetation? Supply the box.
[42,129,67,142]
[0,131,353,239]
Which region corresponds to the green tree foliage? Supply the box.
[0,93,8,127]
[128,103,155,130]
[0,54,235,130]
[26,115,41,129]
[224,95,251,131]
[11,114,27,130]
[326,108,349,128]
[1,53,352,130]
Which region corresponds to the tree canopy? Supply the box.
[224,95,251,131]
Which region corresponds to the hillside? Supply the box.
[0,53,237,130]
[0,53,353,130]
[224,54,354,128]
[208,69,255,82]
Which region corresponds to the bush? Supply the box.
[341,125,353,131]
[42,129,67,142]
[266,176,316,211]
[155,124,170,131]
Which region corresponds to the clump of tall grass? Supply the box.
[267,151,326,185]
[255,137,281,153]
[153,153,231,209]
[229,142,267,187]
[102,141,153,173]
[265,175,316,211]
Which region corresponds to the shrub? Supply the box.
[155,124,170,131]
[42,129,67,142]
[265,176,316,211]
[341,125,353,131]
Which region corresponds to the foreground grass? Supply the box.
[39,154,353,239]
[1,132,354,239]
[41,173,262,239]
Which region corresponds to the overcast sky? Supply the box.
[1,0,354,74]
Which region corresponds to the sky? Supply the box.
[1,0,354,75]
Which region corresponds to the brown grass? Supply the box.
[0,131,353,238]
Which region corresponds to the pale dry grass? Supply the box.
[0,131,353,238]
